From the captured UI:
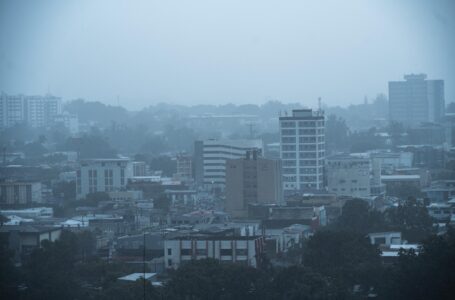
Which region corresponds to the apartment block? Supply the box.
[279,109,325,192]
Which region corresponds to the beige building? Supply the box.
[326,155,371,198]
[225,150,283,218]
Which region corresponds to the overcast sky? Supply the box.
[1,0,454,110]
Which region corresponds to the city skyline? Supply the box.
[1,0,454,110]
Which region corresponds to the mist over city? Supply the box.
[1,1,455,299]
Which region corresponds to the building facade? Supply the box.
[194,139,263,191]
[389,74,445,127]
[0,94,26,128]
[225,150,283,218]
[76,158,133,199]
[279,109,325,192]
[176,154,193,182]
[53,112,79,134]
[0,182,42,205]
[164,234,265,269]
[326,155,371,198]
[0,93,62,128]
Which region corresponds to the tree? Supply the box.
[380,228,455,299]
[271,266,332,300]
[303,230,382,298]
[326,114,350,153]
[53,180,76,201]
[335,199,386,234]
[384,197,434,242]
[24,231,82,299]
[59,134,117,159]
[164,259,270,300]
[153,194,171,212]
[0,235,20,299]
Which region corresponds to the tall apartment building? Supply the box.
[279,109,325,192]
[0,94,26,128]
[0,93,62,128]
[193,139,263,191]
[389,74,445,127]
[25,95,62,128]
[76,158,133,199]
[225,150,283,218]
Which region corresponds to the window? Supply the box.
[220,249,233,256]
[236,248,248,256]
[167,248,172,255]
[181,249,191,256]
[167,259,172,267]
[374,237,386,245]
[196,249,207,255]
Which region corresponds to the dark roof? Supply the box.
[0,225,61,234]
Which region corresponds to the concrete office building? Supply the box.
[326,155,371,198]
[0,182,42,205]
[225,150,283,218]
[194,139,263,191]
[279,109,325,192]
[389,74,445,127]
[76,158,133,199]
[165,234,265,269]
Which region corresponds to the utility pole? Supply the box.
[143,231,146,300]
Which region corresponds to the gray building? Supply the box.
[388,74,445,127]
[193,139,263,191]
[326,155,371,198]
[76,158,133,199]
[225,150,283,218]
[0,181,42,205]
[279,109,325,192]
[0,93,62,128]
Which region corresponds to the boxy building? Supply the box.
[225,150,283,218]
[164,233,265,269]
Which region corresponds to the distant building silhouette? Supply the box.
[388,74,444,127]
[0,93,62,128]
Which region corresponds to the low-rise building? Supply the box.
[164,233,265,269]
[0,225,62,264]
[0,181,42,205]
[368,232,402,247]
[76,158,133,199]
[423,180,455,203]
[0,207,53,219]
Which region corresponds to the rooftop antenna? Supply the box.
[117,95,120,107]
[318,97,322,111]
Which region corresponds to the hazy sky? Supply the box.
[1,0,454,110]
